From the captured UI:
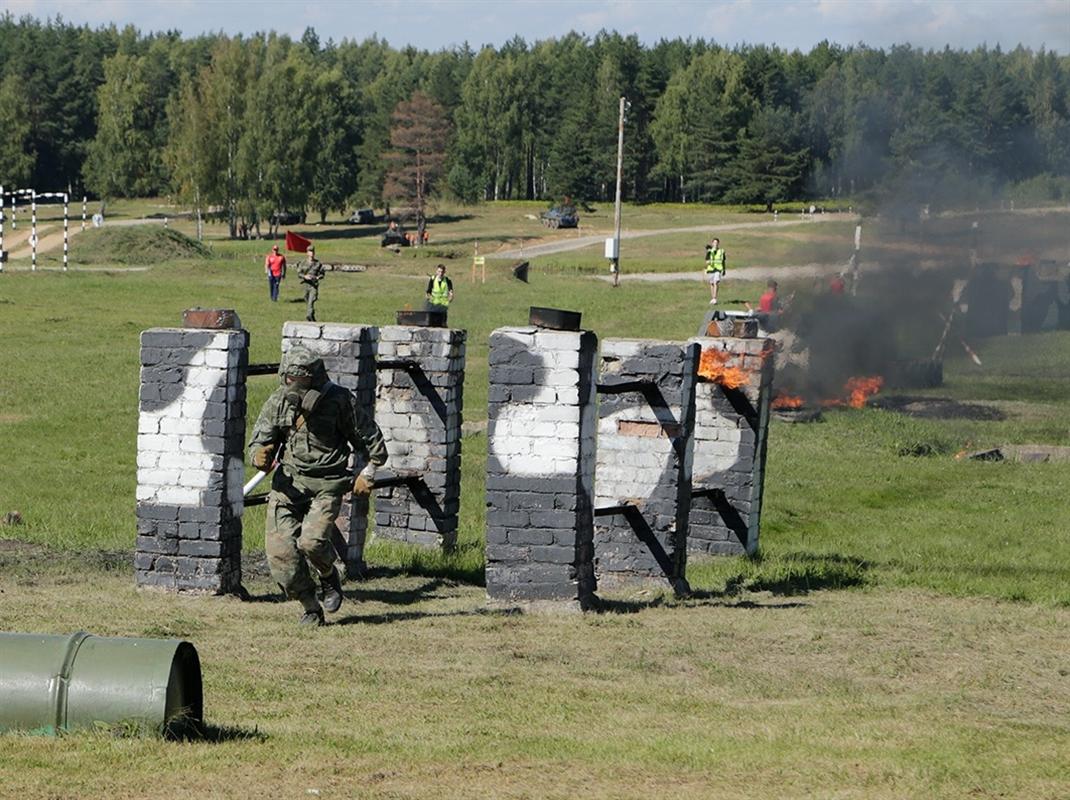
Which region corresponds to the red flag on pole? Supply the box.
[285,230,312,253]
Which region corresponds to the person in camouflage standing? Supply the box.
[248,346,388,625]
[300,246,326,321]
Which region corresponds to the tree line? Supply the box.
[0,15,1067,236]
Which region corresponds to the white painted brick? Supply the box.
[540,369,579,387]
[534,406,580,423]
[600,339,644,358]
[159,452,218,470]
[178,469,213,487]
[138,415,159,434]
[283,322,323,339]
[544,350,580,369]
[531,438,578,458]
[138,433,182,452]
[551,456,578,472]
[184,350,206,366]
[534,331,582,350]
[156,485,202,505]
[203,349,230,368]
[507,453,559,474]
[556,387,580,405]
[180,399,208,418]
[160,417,203,436]
[135,485,157,501]
[393,427,429,443]
[136,452,159,469]
[138,468,181,485]
[555,422,580,439]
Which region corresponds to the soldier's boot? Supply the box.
[320,567,343,614]
[297,594,325,626]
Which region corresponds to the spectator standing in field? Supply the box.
[265,244,287,302]
[426,263,454,309]
[704,237,726,304]
[300,246,325,321]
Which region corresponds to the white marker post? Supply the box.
[30,191,36,272]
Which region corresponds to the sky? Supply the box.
[4,0,1069,53]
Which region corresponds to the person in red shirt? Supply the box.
[265,244,287,302]
[745,279,783,332]
[758,280,779,313]
[829,273,846,295]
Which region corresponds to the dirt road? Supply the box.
[491,213,850,260]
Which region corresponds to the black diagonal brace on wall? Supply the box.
[594,503,676,581]
[691,486,749,549]
[374,473,449,533]
[376,360,448,424]
[718,385,758,433]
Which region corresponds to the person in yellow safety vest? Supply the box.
[705,237,726,304]
[426,263,454,308]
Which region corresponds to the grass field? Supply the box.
[1,202,1069,797]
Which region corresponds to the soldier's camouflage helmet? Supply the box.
[279,345,328,384]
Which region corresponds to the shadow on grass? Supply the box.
[595,592,810,615]
[168,720,267,743]
[331,605,518,627]
[723,551,871,596]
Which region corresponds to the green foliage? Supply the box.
[0,18,1068,216]
[0,72,33,185]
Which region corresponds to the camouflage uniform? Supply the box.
[248,347,387,620]
[301,254,326,321]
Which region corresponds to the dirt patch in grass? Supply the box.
[870,394,1006,420]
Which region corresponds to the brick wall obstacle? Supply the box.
[594,339,700,595]
[485,320,599,610]
[688,329,775,556]
[135,315,248,593]
[373,324,466,550]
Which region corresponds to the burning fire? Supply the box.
[773,376,884,411]
[821,375,884,409]
[698,349,751,389]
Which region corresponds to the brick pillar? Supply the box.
[135,327,248,593]
[281,322,378,574]
[485,326,598,610]
[594,339,699,594]
[687,334,775,556]
[374,325,466,549]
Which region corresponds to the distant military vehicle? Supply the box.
[349,208,378,224]
[381,227,409,247]
[540,205,579,229]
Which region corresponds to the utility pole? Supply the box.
[609,96,626,288]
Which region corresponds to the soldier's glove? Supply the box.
[252,444,277,470]
[352,464,376,496]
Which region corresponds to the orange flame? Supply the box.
[821,375,884,408]
[698,349,751,389]
[772,393,805,409]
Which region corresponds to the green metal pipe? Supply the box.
[0,631,202,735]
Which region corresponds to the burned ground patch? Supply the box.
[869,394,1006,421]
